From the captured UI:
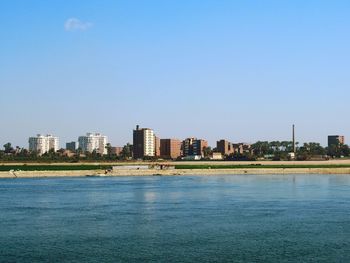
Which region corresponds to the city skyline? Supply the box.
[15,127,347,151]
[1,1,350,147]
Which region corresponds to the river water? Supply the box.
[1,174,350,262]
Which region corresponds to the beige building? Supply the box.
[78,133,108,154]
[110,147,123,156]
[29,134,59,155]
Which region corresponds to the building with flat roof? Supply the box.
[155,136,161,157]
[66,141,77,152]
[211,152,223,160]
[160,139,181,159]
[78,133,108,154]
[328,135,345,148]
[29,134,59,155]
[182,138,208,157]
[217,139,252,156]
[110,147,123,156]
[216,140,234,156]
[133,125,156,159]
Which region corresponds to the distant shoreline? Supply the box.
[1,160,350,178]
[1,167,350,178]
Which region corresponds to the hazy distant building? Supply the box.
[78,133,108,154]
[155,136,161,157]
[182,138,208,157]
[216,140,234,156]
[29,134,59,155]
[133,125,155,159]
[66,141,76,152]
[182,138,196,156]
[160,139,182,159]
[110,147,123,156]
[217,140,252,156]
[232,143,252,154]
[211,152,223,160]
[328,135,345,148]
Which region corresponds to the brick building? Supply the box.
[160,139,181,159]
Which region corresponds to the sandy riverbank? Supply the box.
[2,159,350,167]
[1,167,350,178]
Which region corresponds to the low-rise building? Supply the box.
[110,147,123,156]
[217,139,252,157]
[210,152,223,160]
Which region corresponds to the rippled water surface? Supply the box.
[1,174,350,262]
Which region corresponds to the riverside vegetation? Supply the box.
[0,141,350,164]
[2,163,350,172]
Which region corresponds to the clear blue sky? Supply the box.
[1,0,349,148]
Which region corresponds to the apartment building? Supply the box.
[182,138,208,157]
[133,125,155,159]
[66,141,77,152]
[28,134,59,155]
[216,140,234,156]
[160,139,182,159]
[78,133,108,154]
[328,135,345,148]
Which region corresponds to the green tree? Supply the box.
[105,143,112,157]
[120,143,132,159]
[3,143,14,154]
[203,146,212,158]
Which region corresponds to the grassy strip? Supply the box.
[2,164,350,172]
[174,164,350,170]
[0,165,111,172]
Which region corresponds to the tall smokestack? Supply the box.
[292,124,296,154]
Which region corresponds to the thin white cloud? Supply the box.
[64,18,92,31]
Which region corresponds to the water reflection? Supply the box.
[1,174,350,262]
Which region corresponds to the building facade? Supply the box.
[78,133,108,154]
[29,134,59,155]
[155,136,161,157]
[133,125,155,159]
[216,139,234,156]
[182,138,208,157]
[66,141,76,152]
[110,147,123,156]
[160,139,182,159]
[328,135,345,148]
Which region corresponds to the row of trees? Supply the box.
[249,141,350,160]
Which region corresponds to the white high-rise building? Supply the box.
[28,134,59,155]
[78,133,108,155]
[144,129,155,157]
